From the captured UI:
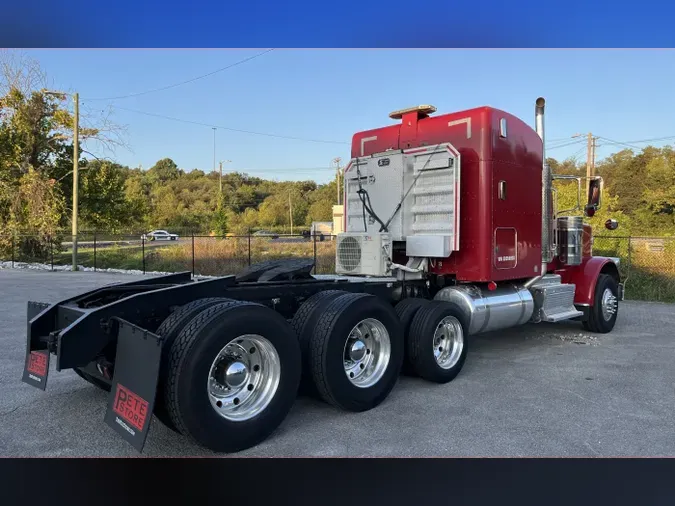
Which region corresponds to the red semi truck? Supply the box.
[22,97,621,453]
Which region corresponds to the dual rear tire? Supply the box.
[396,299,469,384]
[161,300,301,453]
[151,293,468,453]
[292,292,404,412]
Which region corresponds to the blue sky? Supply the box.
[27,49,675,184]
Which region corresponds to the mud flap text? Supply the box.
[104,319,162,452]
[22,350,50,390]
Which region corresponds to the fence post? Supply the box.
[50,235,54,271]
[191,231,195,277]
[11,234,15,268]
[313,232,317,274]
[93,233,97,272]
[627,235,633,282]
[248,229,252,266]
[142,235,146,274]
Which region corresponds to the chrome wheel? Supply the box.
[207,335,281,422]
[601,288,618,322]
[343,318,391,388]
[433,316,464,370]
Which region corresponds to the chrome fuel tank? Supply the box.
[434,284,535,335]
[557,216,584,266]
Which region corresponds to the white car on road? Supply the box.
[142,230,179,241]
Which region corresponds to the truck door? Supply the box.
[492,163,518,272]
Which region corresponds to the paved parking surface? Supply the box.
[1,269,673,457]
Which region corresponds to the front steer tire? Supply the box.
[164,301,301,453]
[582,274,619,333]
[308,293,404,412]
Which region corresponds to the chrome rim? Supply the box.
[207,335,281,422]
[343,318,391,388]
[601,288,618,321]
[433,316,464,370]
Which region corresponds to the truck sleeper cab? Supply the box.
[21,98,622,454]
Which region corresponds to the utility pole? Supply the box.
[45,89,80,270]
[212,127,216,175]
[219,161,223,196]
[586,132,593,195]
[333,157,342,205]
[573,132,598,195]
[72,93,79,271]
[288,191,293,235]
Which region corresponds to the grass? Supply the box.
[50,237,337,276]
[595,239,675,303]
[623,249,675,303]
[33,236,675,303]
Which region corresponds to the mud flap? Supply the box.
[103,318,163,453]
[22,350,50,390]
[22,301,52,391]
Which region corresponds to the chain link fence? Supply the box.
[0,231,338,277]
[2,232,673,302]
[593,236,675,303]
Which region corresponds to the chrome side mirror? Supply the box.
[585,177,603,217]
[605,219,619,231]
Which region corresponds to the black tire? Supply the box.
[164,301,301,452]
[154,297,233,432]
[407,301,469,384]
[73,367,111,391]
[582,274,619,333]
[308,293,404,412]
[394,298,430,376]
[290,290,349,395]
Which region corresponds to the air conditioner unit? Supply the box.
[335,232,391,277]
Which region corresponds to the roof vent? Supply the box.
[389,105,437,120]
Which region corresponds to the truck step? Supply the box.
[541,308,584,323]
[529,280,582,323]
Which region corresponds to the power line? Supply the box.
[567,145,587,162]
[112,105,350,145]
[609,134,675,145]
[547,139,586,150]
[84,49,275,101]
[597,135,675,151]
[234,167,334,173]
[596,137,643,151]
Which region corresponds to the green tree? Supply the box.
[0,169,65,257]
[147,158,181,183]
[241,207,259,230]
[641,147,675,222]
[79,160,134,231]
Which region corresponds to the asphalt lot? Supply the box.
[1,269,674,457]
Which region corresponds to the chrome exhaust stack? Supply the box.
[525,97,552,288]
